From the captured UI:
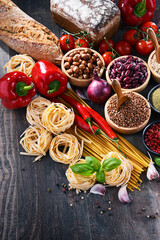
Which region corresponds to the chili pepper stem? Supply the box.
[87,120,95,134]
[98,130,127,158]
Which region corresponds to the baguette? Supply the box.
[0,0,63,65]
[50,0,120,46]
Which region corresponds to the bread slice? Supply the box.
[0,0,63,65]
[50,0,120,46]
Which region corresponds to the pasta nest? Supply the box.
[66,159,96,192]
[20,125,52,161]
[26,97,51,126]
[3,54,35,77]
[42,102,75,134]
[49,133,82,164]
[102,151,133,187]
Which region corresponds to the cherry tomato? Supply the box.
[115,41,132,56]
[98,39,115,54]
[140,22,158,34]
[59,35,75,53]
[102,51,114,67]
[123,29,141,46]
[74,39,90,48]
[136,40,154,55]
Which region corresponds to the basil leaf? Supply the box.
[102,157,121,172]
[96,168,105,183]
[85,156,101,171]
[154,157,160,167]
[70,163,95,176]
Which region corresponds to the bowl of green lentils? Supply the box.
[148,84,160,116]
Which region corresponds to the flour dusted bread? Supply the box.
[50,0,120,46]
[0,0,63,65]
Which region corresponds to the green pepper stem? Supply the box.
[95,129,127,158]
[87,120,95,134]
[48,80,60,94]
[23,83,34,91]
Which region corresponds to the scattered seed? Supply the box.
[108,208,111,211]
[47,188,51,193]
[70,203,73,207]
[81,196,84,200]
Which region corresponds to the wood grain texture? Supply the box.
[0,0,160,240]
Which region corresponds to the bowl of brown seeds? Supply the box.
[104,92,151,134]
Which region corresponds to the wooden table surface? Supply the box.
[0,1,160,239]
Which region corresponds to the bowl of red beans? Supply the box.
[142,121,160,155]
[106,55,150,93]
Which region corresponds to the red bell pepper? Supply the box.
[31,60,68,99]
[118,0,156,26]
[0,71,37,109]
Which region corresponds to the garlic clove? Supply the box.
[89,184,106,196]
[147,160,159,180]
[118,185,130,204]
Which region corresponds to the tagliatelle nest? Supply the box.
[42,102,75,135]
[3,54,35,77]
[26,97,51,126]
[66,159,96,192]
[102,152,133,187]
[49,133,83,164]
[20,125,53,161]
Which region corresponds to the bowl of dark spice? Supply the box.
[104,92,151,134]
[142,121,160,155]
[106,55,150,92]
[148,84,160,116]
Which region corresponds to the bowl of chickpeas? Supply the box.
[61,48,105,87]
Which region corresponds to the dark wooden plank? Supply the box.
[0,0,160,240]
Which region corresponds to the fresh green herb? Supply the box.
[102,157,121,172]
[85,156,101,171]
[70,163,95,176]
[96,168,105,183]
[70,156,122,183]
[154,157,160,167]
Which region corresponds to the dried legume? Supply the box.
[107,92,150,128]
[109,56,148,89]
[144,123,160,154]
[64,49,103,79]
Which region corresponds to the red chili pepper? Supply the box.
[0,71,36,109]
[60,94,94,133]
[83,105,117,140]
[74,114,100,134]
[31,60,68,99]
[118,0,156,26]
[82,105,125,156]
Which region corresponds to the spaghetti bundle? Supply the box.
[20,125,52,161]
[27,97,51,126]
[49,133,82,164]
[62,88,150,191]
[102,152,133,187]
[42,102,74,134]
[66,159,96,192]
[3,54,35,76]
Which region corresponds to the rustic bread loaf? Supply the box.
[50,0,120,46]
[0,0,63,65]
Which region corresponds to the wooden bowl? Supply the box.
[104,92,151,134]
[106,55,150,93]
[61,48,105,87]
[142,121,160,156]
[148,50,160,83]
